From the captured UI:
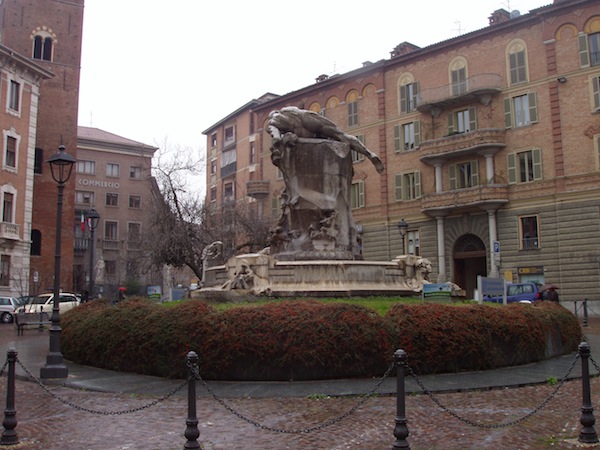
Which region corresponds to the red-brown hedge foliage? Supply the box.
[61,298,581,381]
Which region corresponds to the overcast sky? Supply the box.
[78,0,549,161]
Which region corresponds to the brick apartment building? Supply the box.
[204,0,600,299]
[74,126,162,300]
[0,0,84,296]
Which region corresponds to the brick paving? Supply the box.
[0,319,600,449]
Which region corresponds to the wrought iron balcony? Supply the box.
[417,73,502,116]
[0,222,19,242]
[420,128,506,164]
[421,184,509,214]
[246,180,270,197]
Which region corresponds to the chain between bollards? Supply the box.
[579,342,599,444]
[1,348,18,445]
[184,351,200,449]
[392,349,410,449]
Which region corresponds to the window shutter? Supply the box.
[413,82,419,110]
[579,34,590,68]
[528,92,538,123]
[449,164,457,190]
[471,160,479,186]
[469,107,477,131]
[447,113,455,134]
[400,85,407,113]
[415,171,421,198]
[509,53,518,84]
[414,120,421,147]
[507,153,517,184]
[394,125,401,152]
[532,148,542,180]
[358,182,365,207]
[395,174,403,201]
[593,76,600,111]
[504,98,512,128]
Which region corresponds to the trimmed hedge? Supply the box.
[61,298,581,381]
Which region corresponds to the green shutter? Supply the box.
[449,164,457,190]
[532,148,542,180]
[507,153,517,184]
[469,107,477,131]
[395,174,403,201]
[400,85,407,113]
[528,92,538,124]
[447,113,455,134]
[471,160,479,186]
[593,76,600,110]
[504,98,512,128]
[579,34,590,68]
[509,53,518,84]
[415,171,421,198]
[414,120,421,147]
[394,125,401,152]
[413,82,419,110]
[358,182,365,207]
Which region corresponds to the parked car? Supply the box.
[0,296,25,323]
[483,282,543,304]
[15,293,80,315]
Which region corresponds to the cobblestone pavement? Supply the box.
[1,319,600,449]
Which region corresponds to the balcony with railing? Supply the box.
[246,180,270,197]
[421,184,509,214]
[420,128,506,164]
[417,73,502,116]
[102,239,119,251]
[0,222,20,242]
[74,237,89,253]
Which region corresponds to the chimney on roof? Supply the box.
[489,9,510,25]
[390,42,420,59]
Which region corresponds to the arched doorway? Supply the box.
[453,234,487,299]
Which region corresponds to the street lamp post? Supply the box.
[40,145,76,379]
[397,219,408,255]
[86,207,100,300]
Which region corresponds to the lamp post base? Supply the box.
[40,352,69,379]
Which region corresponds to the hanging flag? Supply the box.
[80,211,85,231]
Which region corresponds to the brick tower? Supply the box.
[0,0,85,293]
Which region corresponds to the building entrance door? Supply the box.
[453,234,487,299]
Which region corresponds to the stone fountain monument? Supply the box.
[203,107,434,297]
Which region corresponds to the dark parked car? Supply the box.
[483,282,542,304]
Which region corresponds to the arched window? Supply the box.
[507,39,529,85]
[32,30,55,61]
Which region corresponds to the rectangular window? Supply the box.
[504,93,538,128]
[223,182,234,202]
[351,135,365,162]
[271,196,282,218]
[128,222,141,241]
[105,221,118,240]
[519,216,540,250]
[348,101,358,127]
[449,161,479,189]
[210,159,217,175]
[76,160,95,175]
[211,133,217,148]
[210,186,217,202]
[106,163,119,177]
[509,51,527,84]
[129,195,141,209]
[2,193,13,222]
[394,121,421,152]
[407,230,420,256]
[8,80,20,112]
[106,193,118,207]
[249,142,256,164]
[448,108,477,134]
[395,172,422,201]
[0,255,10,286]
[351,181,365,208]
[129,166,142,179]
[224,125,235,146]
[589,32,600,67]
[104,260,116,276]
[75,190,94,205]
[400,82,419,113]
[507,149,542,183]
[34,148,43,174]
[5,136,16,168]
[451,67,467,96]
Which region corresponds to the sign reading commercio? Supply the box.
[78,179,120,189]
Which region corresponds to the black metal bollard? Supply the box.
[1,348,18,445]
[392,349,410,450]
[184,351,200,450]
[579,342,599,444]
[583,300,589,328]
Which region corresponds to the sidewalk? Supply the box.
[1,319,598,398]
